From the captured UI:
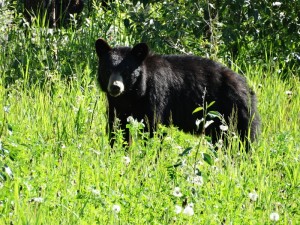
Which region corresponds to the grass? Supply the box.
[1,3,300,225]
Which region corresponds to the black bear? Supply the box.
[95,39,260,148]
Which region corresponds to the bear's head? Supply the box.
[95,39,149,98]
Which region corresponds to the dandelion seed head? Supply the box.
[220,125,228,131]
[3,106,10,113]
[272,2,282,6]
[30,197,44,203]
[123,156,131,166]
[248,191,258,202]
[188,175,204,186]
[174,205,182,214]
[183,203,194,216]
[173,187,183,197]
[285,90,292,96]
[112,204,121,213]
[270,212,279,221]
[91,189,100,196]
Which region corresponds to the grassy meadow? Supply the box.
[1,3,300,224]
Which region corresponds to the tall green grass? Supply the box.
[1,3,299,224]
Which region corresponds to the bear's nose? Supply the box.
[111,83,121,92]
[108,80,124,97]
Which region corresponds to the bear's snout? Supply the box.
[108,74,124,97]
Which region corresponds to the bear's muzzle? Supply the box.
[108,73,124,97]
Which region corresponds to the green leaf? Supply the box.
[202,153,213,166]
[208,111,222,119]
[207,101,215,108]
[192,107,203,114]
[179,147,193,156]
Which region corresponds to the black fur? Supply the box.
[95,39,260,148]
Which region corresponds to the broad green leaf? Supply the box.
[208,111,222,119]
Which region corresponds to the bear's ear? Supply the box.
[95,38,112,57]
[131,43,149,62]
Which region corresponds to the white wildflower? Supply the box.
[4,165,13,178]
[24,182,33,191]
[3,106,10,113]
[183,203,194,216]
[248,191,258,202]
[195,118,204,128]
[172,187,183,197]
[112,204,121,213]
[270,212,279,221]
[30,197,44,203]
[181,159,187,167]
[231,132,238,139]
[123,156,131,166]
[197,160,204,166]
[216,139,223,148]
[204,120,214,129]
[175,145,183,153]
[88,186,101,196]
[47,28,53,35]
[285,90,292,96]
[272,2,282,6]
[220,125,228,131]
[91,189,100,196]
[126,116,144,128]
[127,116,134,123]
[189,175,204,186]
[174,205,182,214]
[164,136,172,141]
